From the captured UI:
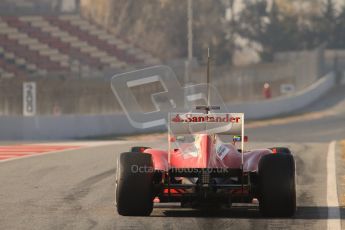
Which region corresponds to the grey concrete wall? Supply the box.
[0,113,164,140]
[227,72,335,119]
[0,72,335,140]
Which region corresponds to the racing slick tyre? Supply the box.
[258,153,296,217]
[115,152,154,216]
[130,146,151,153]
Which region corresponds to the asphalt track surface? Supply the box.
[0,85,345,230]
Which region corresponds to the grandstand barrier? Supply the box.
[0,15,160,79]
[0,72,336,140]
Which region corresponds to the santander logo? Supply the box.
[171,114,241,123]
[172,114,183,122]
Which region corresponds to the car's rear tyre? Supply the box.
[115,152,154,216]
[130,146,151,153]
[258,153,296,217]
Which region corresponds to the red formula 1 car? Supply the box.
[115,111,296,217]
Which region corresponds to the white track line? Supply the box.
[327,141,341,230]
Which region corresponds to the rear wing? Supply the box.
[168,112,245,165]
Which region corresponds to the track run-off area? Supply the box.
[0,85,345,230]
